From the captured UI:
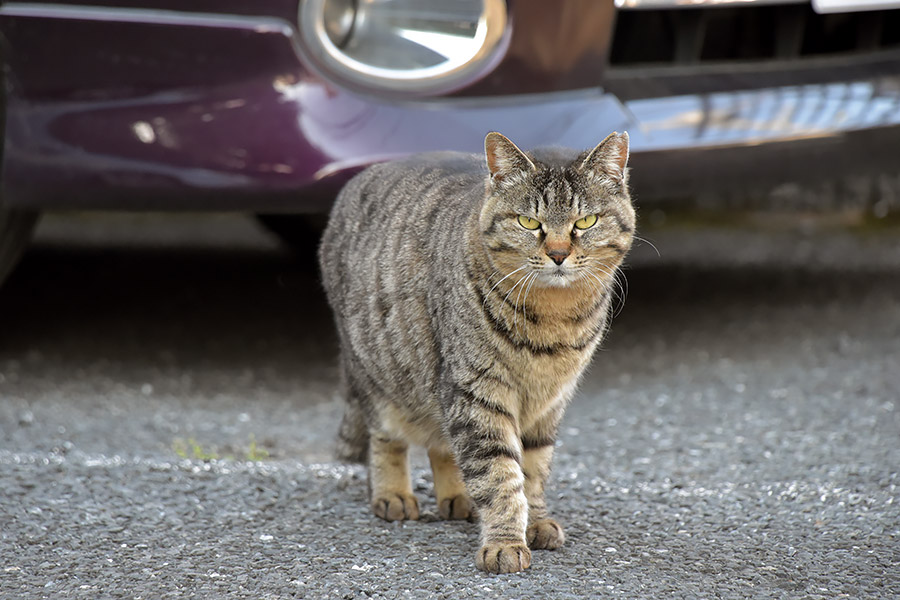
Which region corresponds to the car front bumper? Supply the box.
[2,1,899,211]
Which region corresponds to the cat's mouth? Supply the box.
[539,265,576,288]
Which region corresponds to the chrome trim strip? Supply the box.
[616,0,805,9]
[0,2,293,34]
[812,0,900,13]
[625,80,900,151]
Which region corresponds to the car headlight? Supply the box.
[299,0,508,95]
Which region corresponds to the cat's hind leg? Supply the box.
[334,351,370,463]
[336,401,369,463]
[369,433,420,521]
[427,448,475,521]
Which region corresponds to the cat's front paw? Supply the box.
[371,492,420,522]
[476,542,531,574]
[527,519,565,550]
[438,494,476,521]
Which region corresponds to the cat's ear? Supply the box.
[580,131,629,187]
[484,132,536,185]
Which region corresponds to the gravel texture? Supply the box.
[1,212,898,599]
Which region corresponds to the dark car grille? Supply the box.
[604,4,900,100]
[610,5,900,66]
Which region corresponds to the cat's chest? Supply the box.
[507,324,598,408]
[511,338,592,389]
[506,288,608,356]
[511,350,587,431]
[504,297,606,425]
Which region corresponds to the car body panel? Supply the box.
[0,0,620,210]
[1,0,899,210]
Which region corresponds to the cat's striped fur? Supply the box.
[319,132,635,573]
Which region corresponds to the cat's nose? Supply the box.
[547,248,570,265]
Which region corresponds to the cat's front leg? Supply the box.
[522,442,565,550]
[447,395,531,573]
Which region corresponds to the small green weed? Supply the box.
[172,434,272,462]
[172,438,218,461]
[246,434,270,461]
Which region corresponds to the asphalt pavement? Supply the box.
[1,211,898,599]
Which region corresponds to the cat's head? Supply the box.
[479,131,635,289]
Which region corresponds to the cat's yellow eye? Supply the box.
[574,214,599,230]
[517,215,541,230]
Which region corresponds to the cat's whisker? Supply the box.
[513,271,537,336]
[589,261,620,285]
[593,263,619,291]
[614,269,629,312]
[608,275,626,311]
[588,262,628,317]
[513,273,525,333]
[503,270,532,337]
[589,265,620,303]
[575,270,591,292]
[634,235,660,257]
[512,274,526,335]
[485,265,527,306]
[586,267,607,289]
[585,261,615,286]
[583,268,612,299]
[579,266,600,292]
[502,270,528,306]
[609,274,627,318]
[604,266,627,304]
[482,269,501,295]
[521,271,540,336]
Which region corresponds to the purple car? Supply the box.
[1,0,899,284]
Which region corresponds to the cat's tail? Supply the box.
[335,402,369,464]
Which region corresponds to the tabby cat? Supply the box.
[319,131,635,573]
